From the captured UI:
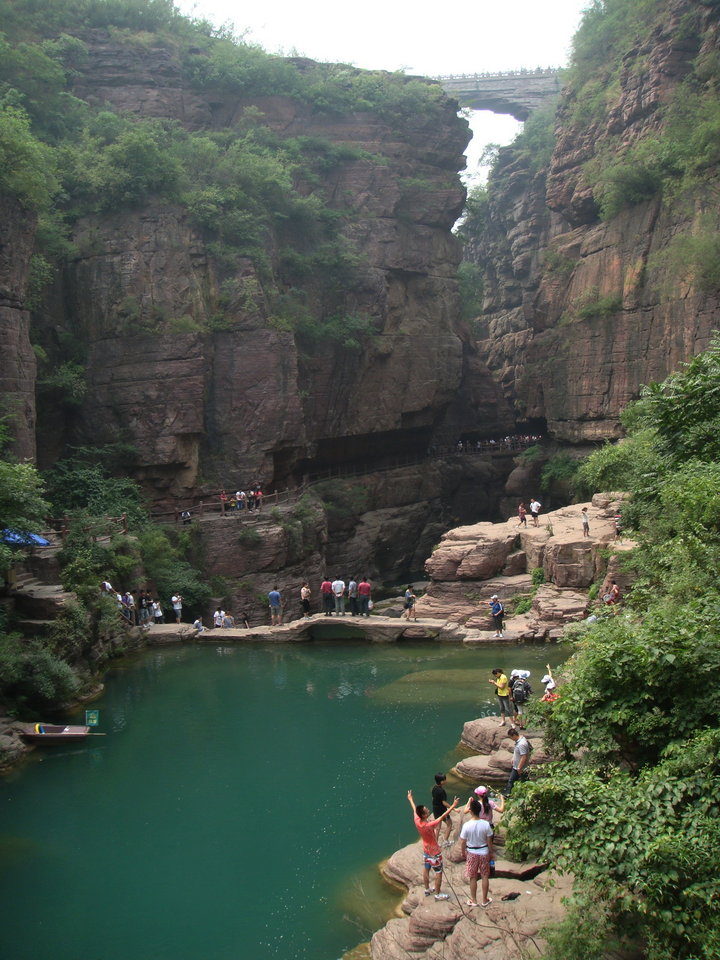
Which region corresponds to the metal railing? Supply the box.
[150,437,540,524]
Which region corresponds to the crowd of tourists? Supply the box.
[452,434,542,454]
[100,581,166,627]
[407,664,560,908]
[218,485,264,514]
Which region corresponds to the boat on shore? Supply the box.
[22,723,91,743]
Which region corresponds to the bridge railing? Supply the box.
[436,67,560,80]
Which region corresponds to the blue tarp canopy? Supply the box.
[1,528,50,546]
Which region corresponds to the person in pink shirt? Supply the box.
[407,789,459,900]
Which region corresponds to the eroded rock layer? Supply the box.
[469,0,720,443]
[20,30,508,507]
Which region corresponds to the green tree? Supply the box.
[0,459,50,570]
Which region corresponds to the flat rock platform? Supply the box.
[143,615,516,644]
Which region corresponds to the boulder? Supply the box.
[425,526,518,581]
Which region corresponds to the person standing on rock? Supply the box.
[509,670,532,729]
[213,607,226,629]
[320,576,333,615]
[407,789,459,900]
[473,785,505,823]
[300,582,311,619]
[431,773,455,847]
[347,576,359,616]
[403,585,417,620]
[504,727,531,796]
[358,576,372,616]
[488,595,504,638]
[152,598,164,624]
[331,576,346,616]
[171,593,183,624]
[518,502,527,526]
[460,797,495,908]
[489,668,512,725]
[529,498,541,527]
[268,586,282,625]
[581,506,590,537]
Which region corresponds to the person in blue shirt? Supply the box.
[268,587,282,625]
[488,595,504,638]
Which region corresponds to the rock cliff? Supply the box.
[19,29,497,508]
[468,0,720,443]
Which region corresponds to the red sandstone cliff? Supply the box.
[470,0,720,443]
[19,30,508,503]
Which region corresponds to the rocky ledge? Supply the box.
[417,493,633,640]
[454,716,553,784]
[373,725,573,960]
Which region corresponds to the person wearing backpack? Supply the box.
[488,595,504,638]
[509,670,532,729]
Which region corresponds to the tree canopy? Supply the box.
[506,336,720,959]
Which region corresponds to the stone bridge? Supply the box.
[438,69,561,120]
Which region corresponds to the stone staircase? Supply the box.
[7,541,76,638]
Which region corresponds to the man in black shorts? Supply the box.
[431,773,454,847]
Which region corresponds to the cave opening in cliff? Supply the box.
[286,427,434,484]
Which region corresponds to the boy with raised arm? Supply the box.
[407,789,459,900]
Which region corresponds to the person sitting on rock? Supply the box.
[222,612,235,627]
[407,789,459,901]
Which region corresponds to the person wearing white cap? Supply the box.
[541,664,559,702]
[488,595,504,638]
[509,670,532,729]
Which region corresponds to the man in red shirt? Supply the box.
[407,789,459,900]
[320,577,333,616]
[357,576,372,617]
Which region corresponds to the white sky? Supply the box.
[175,0,590,181]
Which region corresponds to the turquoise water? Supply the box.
[0,641,566,960]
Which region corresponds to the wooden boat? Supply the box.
[22,723,91,743]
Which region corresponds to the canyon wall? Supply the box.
[22,31,517,505]
[469,0,720,443]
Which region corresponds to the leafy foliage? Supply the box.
[0,458,50,570]
[508,338,720,956]
[455,183,489,246]
[457,262,484,323]
[540,452,579,493]
[0,633,79,712]
[137,527,211,609]
[43,459,147,527]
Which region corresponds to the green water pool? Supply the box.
[0,640,567,960]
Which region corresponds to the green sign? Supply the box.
[85,710,100,727]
